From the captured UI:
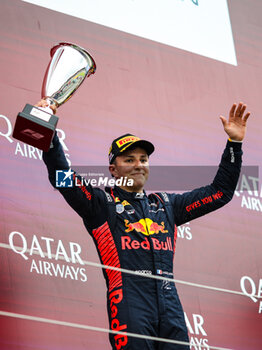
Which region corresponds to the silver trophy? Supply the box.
[13,42,96,151]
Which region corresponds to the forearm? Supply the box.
[172,140,242,226]
[211,139,242,200]
[42,131,107,221]
[42,131,69,188]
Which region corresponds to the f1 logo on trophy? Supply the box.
[13,42,96,152]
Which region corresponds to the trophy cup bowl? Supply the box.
[13,42,96,152]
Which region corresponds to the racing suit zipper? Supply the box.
[138,198,165,317]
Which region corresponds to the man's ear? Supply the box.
[109,164,117,178]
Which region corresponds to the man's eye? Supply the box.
[125,159,133,163]
[141,159,147,163]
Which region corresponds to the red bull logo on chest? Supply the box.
[121,236,173,252]
[124,218,168,235]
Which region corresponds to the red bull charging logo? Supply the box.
[124,218,168,235]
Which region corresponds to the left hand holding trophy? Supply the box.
[13,42,96,152]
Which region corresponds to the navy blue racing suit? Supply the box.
[43,133,242,350]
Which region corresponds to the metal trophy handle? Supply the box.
[13,42,96,152]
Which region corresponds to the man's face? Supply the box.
[109,147,149,192]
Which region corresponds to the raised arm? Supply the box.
[37,100,108,227]
[171,102,251,226]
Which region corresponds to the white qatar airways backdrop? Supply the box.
[22,0,237,65]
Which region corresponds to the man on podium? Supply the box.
[37,99,250,350]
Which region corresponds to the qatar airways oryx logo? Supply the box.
[8,231,87,282]
[0,114,71,165]
[235,173,262,212]
[240,276,262,314]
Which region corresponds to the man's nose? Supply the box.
[134,160,144,168]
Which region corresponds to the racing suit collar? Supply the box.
[106,186,147,200]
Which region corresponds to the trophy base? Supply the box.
[13,104,59,152]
